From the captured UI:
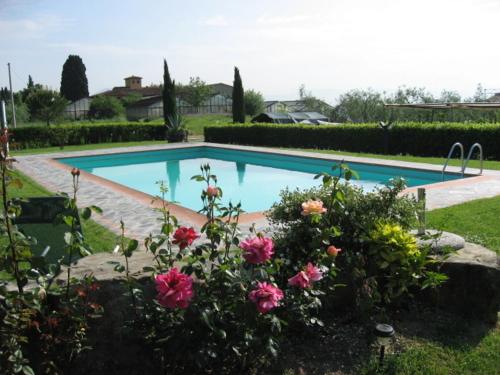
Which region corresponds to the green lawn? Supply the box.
[11,140,167,156]
[8,170,120,254]
[427,196,500,253]
[360,322,500,375]
[292,148,500,171]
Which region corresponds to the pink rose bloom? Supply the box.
[305,262,323,281]
[301,199,327,216]
[172,227,200,250]
[288,263,323,289]
[240,236,274,264]
[155,268,194,309]
[248,282,284,313]
[206,185,219,198]
[288,271,310,289]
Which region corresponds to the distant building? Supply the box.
[251,112,329,124]
[126,93,233,120]
[63,97,91,120]
[487,92,500,102]
[263,99,332,113]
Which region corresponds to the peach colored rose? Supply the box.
[206,185,219,198]
[327,245,342,257]
[301,199,327,216]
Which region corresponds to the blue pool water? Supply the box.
[59,147,463,212]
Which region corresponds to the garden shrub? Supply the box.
[268,168,446,315]
[10,123,166,149]
[204,122,500,160]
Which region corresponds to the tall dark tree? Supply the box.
[232,67,245,123]
[60,55,89,102]
[162,59,177,126]
[27,75,34,89]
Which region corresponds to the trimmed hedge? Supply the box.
[204,122,500,160]
[10,123,166,149]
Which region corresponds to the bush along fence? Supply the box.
[204,122,500,160]
[9,123,167,149]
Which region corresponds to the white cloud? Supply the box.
[202,15,228,27]
[257,14,311,25]
[0,14,71,39]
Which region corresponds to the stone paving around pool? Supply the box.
[14,142,500,278]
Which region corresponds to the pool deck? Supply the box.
[14,142,500,241]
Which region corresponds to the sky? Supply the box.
[1,0,500,104]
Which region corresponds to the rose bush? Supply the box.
[268,164,447,317]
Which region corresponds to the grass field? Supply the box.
[427,196,500,253]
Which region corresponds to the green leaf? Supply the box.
[81,207,91,220]
[127,239,139,253]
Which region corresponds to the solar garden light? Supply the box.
[417,187,426,235]
[374,323,395,366]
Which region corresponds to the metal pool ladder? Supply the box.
[442,142,483,180]
[463,143,483,175]
[442,142,464,180]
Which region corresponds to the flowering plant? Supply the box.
[116,164,338,373]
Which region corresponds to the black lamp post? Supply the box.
[374,323,395,366]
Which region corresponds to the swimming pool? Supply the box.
[59,146,464,212]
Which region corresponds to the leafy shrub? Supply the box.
[204,122,500,160]
[268,168,446,315]
[10,123,166,149]
[88,95,124,119]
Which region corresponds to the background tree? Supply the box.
[60,55,89,101]
[298,84,333,118]
[26,89,67,125]
[88,95,124,119]
[244,89,264,116]
[120,93,142,108]
[27,75,34,89]
[178,77,212,109]
[232,67,245,123]
[162,59,177,126]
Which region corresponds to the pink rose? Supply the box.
[288,271,310,289]
[155,268,194,309]
[240,236,274,264]
[206,185,219,198]
[248,282,284,313]
[301,200,327,216]
[288,263,323,289]
[305,262,323,281]
[172,227,200,250]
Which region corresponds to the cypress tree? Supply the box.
[232,67,245,123]
[162,59,177,127]
[27,75,34,89]
[60,55,89,101]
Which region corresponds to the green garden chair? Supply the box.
[12,196,82,266]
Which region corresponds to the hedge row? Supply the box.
[204,122,500,160]
[10,123,166,149]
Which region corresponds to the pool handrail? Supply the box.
[442,142,464,180]
[463,143,483,176]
